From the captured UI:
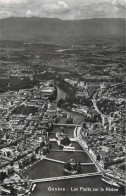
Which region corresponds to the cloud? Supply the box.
[74,0,126,19]
[0,0,125,19]
[0,0,17,4]
[112,0,126,7]
[42,1,70,14]
[0,0,71,18]
[0,0,29,5]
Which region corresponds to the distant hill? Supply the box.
[0,17,125,40]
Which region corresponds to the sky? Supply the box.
[0,0,125,20]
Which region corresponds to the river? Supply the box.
[28,86,124,196]
[55,86,85,124]
[55,86,67,101]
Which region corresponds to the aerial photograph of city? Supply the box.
[0,0,125,196]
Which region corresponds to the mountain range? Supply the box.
[0,17,125,41]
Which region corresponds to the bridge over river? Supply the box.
[30,172,102,183]
[43,157,95,166]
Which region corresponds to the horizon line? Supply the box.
[0,16,125,21]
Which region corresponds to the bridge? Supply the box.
[53,123,79,127]
[30,172,101,183]
[50,149,85,153]
[43,157,95,166]
[49,138,76,142]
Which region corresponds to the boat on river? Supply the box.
[31,184,36,192]
[64,169,78,175]
[63,146,75,151]
[102,178,120,187]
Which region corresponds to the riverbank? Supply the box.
[76,127,126,188]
